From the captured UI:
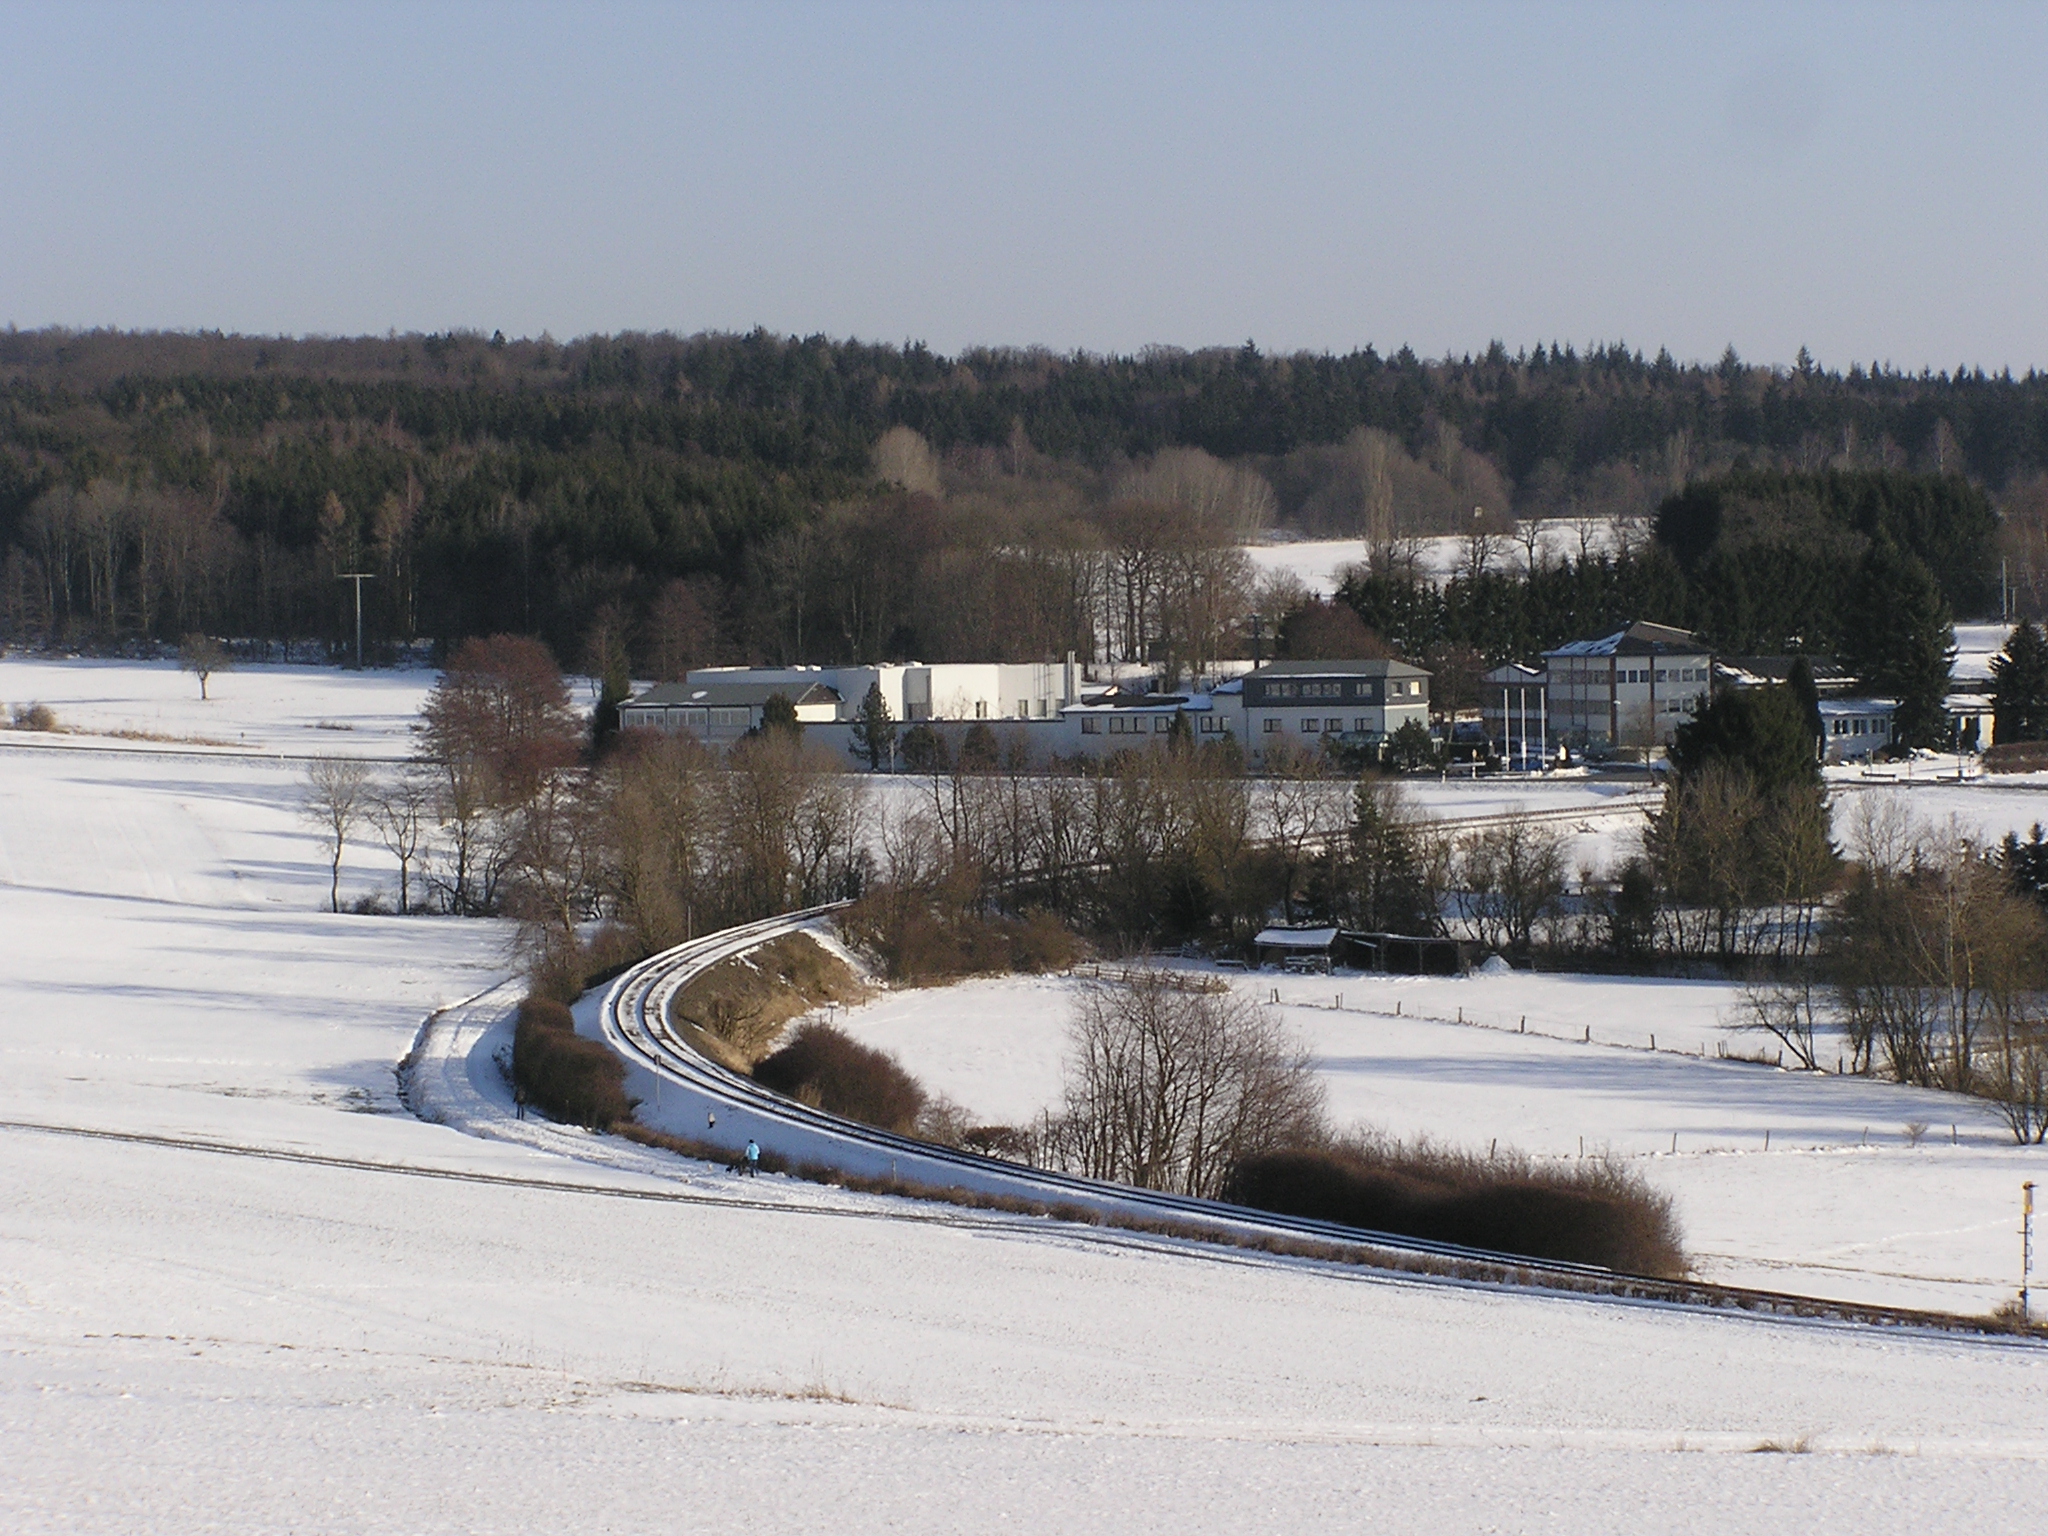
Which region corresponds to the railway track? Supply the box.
[596,912,2043,1341]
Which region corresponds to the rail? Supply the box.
[594,910,2045,1338]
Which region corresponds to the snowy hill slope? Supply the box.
[3,660,2047,1534]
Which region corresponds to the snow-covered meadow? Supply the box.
[4,657,2048,1533]
[1245,522,1633,595]
[831,966,2048,1314]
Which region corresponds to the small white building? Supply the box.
[1819,698,1897,762]
[1480,661,1549,770]
[1948,691,1996,752]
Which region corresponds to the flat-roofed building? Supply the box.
[1241,659,1430,759]
[1819,698,1897,762]
[617,680,841,744]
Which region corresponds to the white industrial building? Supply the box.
[669,659,1081,726]
[1543,621,1712,752]
[619,655,1441,768]
[615,679,843,744]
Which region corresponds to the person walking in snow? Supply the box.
[744,1138,760,1176]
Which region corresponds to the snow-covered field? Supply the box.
[1247,522,1629,594]
[835,966,2048,1315]
[5,659,2048,1533]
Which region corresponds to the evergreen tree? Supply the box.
[1786,653,1823,750]
[958,721,998,772]
[900,723,945,773]
[848,681,898,769]
[2005,824,2048,910]
[1669,686,1821,793]
[1344,780,1435,935]
[589,639,632,754]
[759,691,801,738]
[1386,718,1437,772]
[1991,622,2048,744]
[1841,543,1954,749]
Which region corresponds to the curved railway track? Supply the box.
[598,910,2043,1340]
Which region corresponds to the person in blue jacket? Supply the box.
[744,1138,760,1176]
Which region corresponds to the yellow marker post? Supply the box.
[2024,1182,2036,1322]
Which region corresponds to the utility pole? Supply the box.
[337,572,374,670]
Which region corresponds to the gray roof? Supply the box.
[1246,658,1429,679]
[624,681,840,709]
[1545,621,1705,659]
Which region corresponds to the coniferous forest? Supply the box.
[0,326,2041,676]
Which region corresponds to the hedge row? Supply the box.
[1223,1141,1685,1277]
[511,997,637,1131]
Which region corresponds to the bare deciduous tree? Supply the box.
[1459,813,1569,952]
[873,425,942,497]
[304,756,371,913]
[370,770,431,915]
[179,633,228,701]
[1038,970,1326,1198]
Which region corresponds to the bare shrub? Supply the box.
[753,1021,927,1134]
[1036,970,1327,1199]
[1223,1133,1686,1277]
[511,997,636,1131]
[838,895,1084,984]
[1739,978,1824,1071]
[670,932,866,1062]
[1829,819,2048,1096]
[8,701,56,731]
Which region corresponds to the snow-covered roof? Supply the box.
[1818,698,1896,718]
[1545,620,1705,659]
[1253,926,1339,949]
[1061,693,1189,715]
[626,680,840,709]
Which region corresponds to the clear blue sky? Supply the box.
[2,1,2042,370]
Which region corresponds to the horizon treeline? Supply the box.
[1,326,2043,671]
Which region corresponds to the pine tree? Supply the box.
[759,692,800,738]
[1669,686,1820,793]
[1842,543,1954,748]
[1786,653,1823,752]
[1345,780,1434,935]
[848,681,898,770]
[1991,622,2048,744]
